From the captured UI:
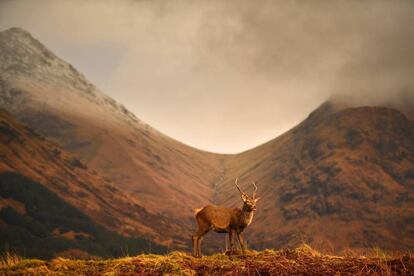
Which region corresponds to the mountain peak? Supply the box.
[0,27,54,64]
[1,27,33,38]
[326,93,414,120]
[0,27,109,111]
[0,28,145,127]
[0,27,95,93]
[1,27,62,80]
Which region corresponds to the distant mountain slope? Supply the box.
[0,110,181,251]
[217,102,414,252]
[0,27,225,248]
[0,172,166,259]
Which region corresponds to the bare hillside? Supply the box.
[217,102,414,252]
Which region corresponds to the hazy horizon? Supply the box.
[1,0,413,153]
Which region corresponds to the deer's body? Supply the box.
[195,205,254,233]
[192,179,259,257]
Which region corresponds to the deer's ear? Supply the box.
[241,194,248,202]
[254,197,261,203]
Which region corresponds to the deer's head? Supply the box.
[235,178,260,212]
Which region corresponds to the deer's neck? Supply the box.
[240,206,255,228]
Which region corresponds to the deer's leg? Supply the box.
[236,232,246,254]
[192,230,201,257]
[192,233,198,257]
[196,230,209,258]
[192,227,209,258]
[192,231,202,257]
[228,229,235,254]
[197,236,203,258]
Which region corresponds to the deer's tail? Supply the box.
[194,207,203,216]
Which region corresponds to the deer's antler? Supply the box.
[235,178,248,198]
[252,181,258,199]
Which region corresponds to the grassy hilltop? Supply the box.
[1,245,413,275]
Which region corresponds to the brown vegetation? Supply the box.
[1,245,413,275]
[0,198,26,215]
[52,229,91,240]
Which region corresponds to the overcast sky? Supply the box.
[1,0,413,153]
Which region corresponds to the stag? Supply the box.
[192,178,259,257]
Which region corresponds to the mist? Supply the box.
[0,0,413,153]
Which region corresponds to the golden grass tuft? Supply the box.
[0,252,22,269]
[1,245,413,275]
[294,243,322,257]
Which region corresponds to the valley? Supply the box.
[0,27,413,258]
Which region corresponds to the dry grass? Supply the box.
[1,245,413,275]
[0,252,23,269]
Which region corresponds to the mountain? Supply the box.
[0,27,226,250]
[217,102,414,252]
[0,27,413,256]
